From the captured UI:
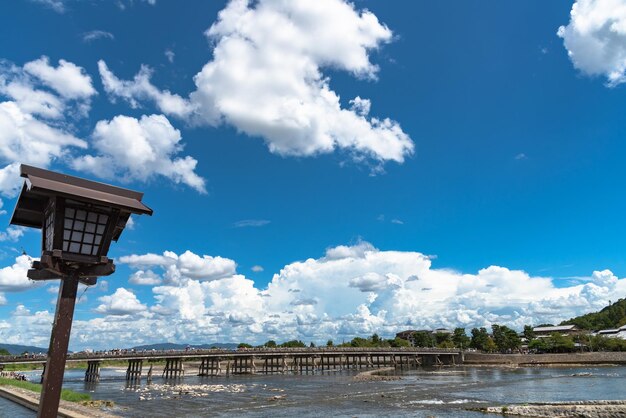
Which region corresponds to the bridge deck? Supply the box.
[0,348,461,365]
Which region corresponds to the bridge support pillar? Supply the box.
[85,360,101,383]
[126,359,143,383]
[199,357,221,376]
[163,358,184,379]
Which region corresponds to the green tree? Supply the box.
[310,342,316,348]
[491,324,521,352]
[412,331,435,347]
[264,340,277,348]
[350,337,371,347]
[0,348,10,356]
[280,340,306,348]
[434,332,452,346]
[326,339,334,347]
[238,343,253,349]
[470,327,490,351]
[484,337,497,352]
[388,337,410,348]
[452,328,470,349]
[523,325,535,342]
[371,333,382,345]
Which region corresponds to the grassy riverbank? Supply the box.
[0,377,91,402]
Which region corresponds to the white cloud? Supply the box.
[0,226,25,242]
[72,114,206,193]
[98,61,194,119]
[23,56,96,100]
[120,250,237,283]
[164,49,175,63]
[6,242,626,350]
[234,219,270,228]
[82,30,115,43]
[0,103,87,196]
[129,270,162,286]
[0,57,92,196]
[558,0,626,86]
[95,287,147,315]
[251,265,264,272]
[0,255,38,292]
[98,0,413,166]
[30,0,65,13]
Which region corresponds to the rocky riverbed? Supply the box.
[476,400,626,417]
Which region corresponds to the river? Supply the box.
[4,365,626,417]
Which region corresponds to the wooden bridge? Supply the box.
[0,347,463,383]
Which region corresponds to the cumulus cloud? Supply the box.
[0,255,38,292]
[95,287,147,315]
[558,0,626,86]
[128,270,162,286]
[251,265,264,272]
[6,242,626,350]
[23,56,96,100]
[72,114,205,192]
[98,0,413,166]
[0,57,92,196]
[98,61,194,119]
[120,250,237,283]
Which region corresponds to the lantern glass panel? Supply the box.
[44,200,55,252]
[62,205,110,256]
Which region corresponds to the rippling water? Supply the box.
[9,365,626,417]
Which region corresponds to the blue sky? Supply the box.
[0,0,625,350]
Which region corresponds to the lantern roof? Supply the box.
[10,164,153,229]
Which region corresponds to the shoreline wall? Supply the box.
[463,351,626,365]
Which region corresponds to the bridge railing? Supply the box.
[0,346,461,363]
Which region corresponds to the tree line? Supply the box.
[237,323,626,353]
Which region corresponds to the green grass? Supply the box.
[0,377,91,402]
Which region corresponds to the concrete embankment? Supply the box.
[463,352,626,366]
[0,386,120,418]
[476,400,626,417]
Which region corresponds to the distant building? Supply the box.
[595,325,626,340]
[533,325,579,338]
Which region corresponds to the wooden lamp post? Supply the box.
[9,164,153,418]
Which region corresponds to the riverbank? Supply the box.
[475,400,626,417]
[464,352,626,366]
[0,386,119,418]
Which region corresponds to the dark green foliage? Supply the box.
[280,340,306,348]
[412,331,436,348]
[237,343,253,349]
[434,332,452,346]
[470,327,491,350]
[589,335,626,351]
[326,340,334,347]
[264,340,277,348]
[561,298,626,330]
[528,333,575,353]
[0,348,10,356]
[452,328,470,348]
[491,324,522,352]
[388,337,410,347]
[523,325,535,342]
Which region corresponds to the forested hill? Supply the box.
[561,298,626,330]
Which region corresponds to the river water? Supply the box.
[6,365,626,417]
